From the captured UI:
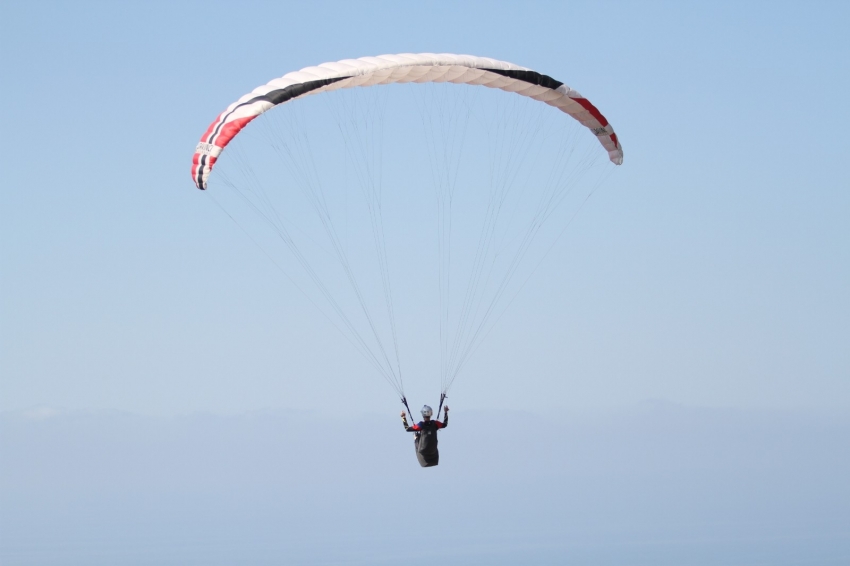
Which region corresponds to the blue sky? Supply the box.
[2,3,849,564]
[1,0,848,416]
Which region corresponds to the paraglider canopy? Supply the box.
[192,53,622,191]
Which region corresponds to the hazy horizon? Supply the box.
[3,404,849,565]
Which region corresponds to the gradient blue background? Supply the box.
[1,1,848,564]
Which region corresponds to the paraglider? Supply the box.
[401,405,449,467]
[190,53,622,466]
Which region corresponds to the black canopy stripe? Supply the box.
[196,154,207,190]
[208,77,349,146]
[480,68,564,91]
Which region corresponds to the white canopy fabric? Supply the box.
[191,53,623,189]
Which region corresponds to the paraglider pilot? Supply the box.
[401,405,448,467]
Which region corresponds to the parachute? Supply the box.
[190,53,622,408]
[192,54,622,190]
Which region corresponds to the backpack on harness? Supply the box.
[414,421,440,467]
